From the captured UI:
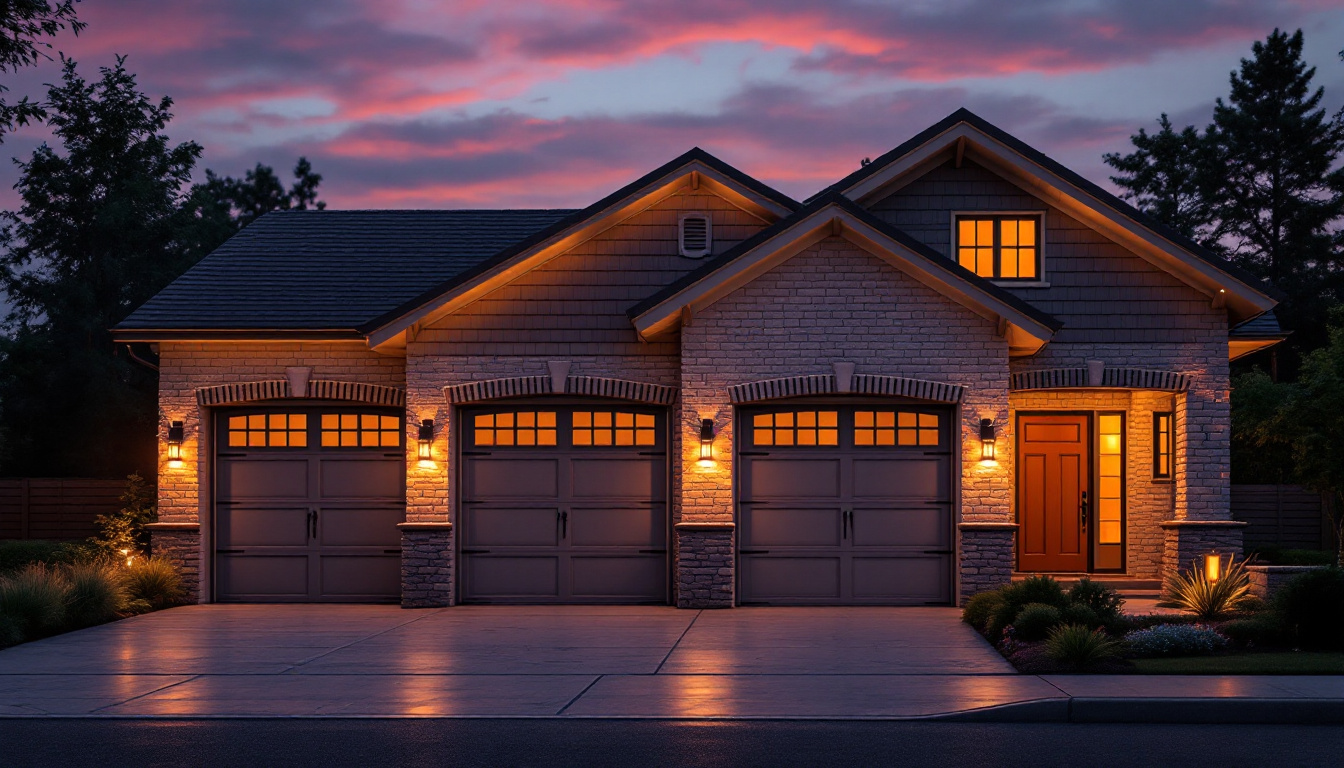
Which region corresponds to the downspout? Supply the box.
[125,344,159,372]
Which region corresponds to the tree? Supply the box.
[1104,114,1219,247]
[0,56,202,477]
[177,157,325,260]
[0,1,85,140]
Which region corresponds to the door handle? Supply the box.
[842,508,851,539]
[310,508,319,539]
[561,510,568,539]
[1079,491,1088,528]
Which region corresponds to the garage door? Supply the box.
[738,404,953,605]
[214,406,404,603]
[459,405,668,604]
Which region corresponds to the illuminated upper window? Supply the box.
[752,411,839,447]
[228,413,307,448]
[321,413,401,448]
[955,215,1040,280]
[474,412,557,447]
[855,411,940,447]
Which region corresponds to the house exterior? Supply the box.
[114,109,1284,608]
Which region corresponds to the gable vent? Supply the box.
[679,213,712,258]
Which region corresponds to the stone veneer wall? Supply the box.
[958,526,1015,600]
[680,237,1014,605]
[675,525,735,607]
[156,341,406,602]
[399,526,454,608]
[147,528,201,600]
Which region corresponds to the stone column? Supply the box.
[1160,520,1245,587]
[399,522,454,608]
[958,522,1015,603]
[675,522,734,608]
[145,522,203,603]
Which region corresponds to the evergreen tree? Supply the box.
[0,1,85,140]
[1104,115,1219,247]
[177,157,325,260]
[0,57,202,476]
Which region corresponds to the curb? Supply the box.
[935,697,1344,724]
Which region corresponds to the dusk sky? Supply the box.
[4,0,1344,210]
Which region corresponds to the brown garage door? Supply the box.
[214,406,404,603]
[458,404,668,604]
[738,403,953,605]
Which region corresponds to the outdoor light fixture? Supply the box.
[1205,552,1222,583]
[979,418,996,461]
[166,420,184,467]
[417,419,434,463]
[698,419,715,466]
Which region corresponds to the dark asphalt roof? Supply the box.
[115,209,576,334]
[1230,311,1287,338]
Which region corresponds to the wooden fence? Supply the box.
[0,479,126,541]
[1232,484,1337,551]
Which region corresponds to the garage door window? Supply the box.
[227,413,308,447]
[854,410,940,447]
[752,411,839,446]
[573,411,656,446]
[320,413,401,448]
[473,411,557,447]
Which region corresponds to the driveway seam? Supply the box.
[653,610,701,675]
[554,675,605,716]
[88,674,203,715]
[281,607,449,674]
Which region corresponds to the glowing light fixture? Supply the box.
[698,419,715,466]
[979,418,996,461]
[1204,552,1222,583]
[166,421,184,467]
[417,419,434,463]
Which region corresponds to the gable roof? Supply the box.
[818,108,1278,324]
[114,209,575,340]
[361,148,799,350]
[630,191,1061,356]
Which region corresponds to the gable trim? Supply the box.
[444,375,677,405]
[728,373,963,404]
[196,380,407,407]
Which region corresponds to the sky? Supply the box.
[2,0,1344,210]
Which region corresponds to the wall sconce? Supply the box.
[417,419,434,463]
[979,418,996,462]
[166,421,184,467]
[698,419,715,466]
[1204,552,1222,583]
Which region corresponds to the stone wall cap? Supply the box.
[397,522,453,531]
[674,522,735,532]
[958,522,1018,531]
[145,522,200,532]
[1159,520,1248,528]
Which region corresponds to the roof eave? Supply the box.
[112,328,366,343]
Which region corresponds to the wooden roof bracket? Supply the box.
[954,136,967,169]
[680,304,694,328]
[1211,288,1227,309]
[689,170,701,190]
[995,315,1009,339]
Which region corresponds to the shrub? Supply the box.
[1221,615,1287,648]
[1061,602,1104,630]
[1164,556,1253,619]
[90,473,157,558]
[0,540,92,574]
[984,576,1069,641]
[1067,578,1125,619]
[123,558,184,609]
[0,564,69,635]
[63,560,127,628]
[1012,603,1063,641]
[1125,623,1229,657]
[0,612,22,647]
[962,590,1003,631]
[1045,624,1121,669]
[1272,567,1344,650]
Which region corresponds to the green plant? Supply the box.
[62,559,127,628]
[1221,614,1288,648]
[1012,603,1063,641]
[1124,623,1229,657]
[1272,567,1344,650]
[1067,578,1125,619]
[1045,624,1121,669]
[0,564,69,635]
[985,576,1069,640]
[1163,556,1253,620]
[123,557,184,609]
[90,473,157,558]
[1061,602,1104,630]
[961,590,1003,631]
[0,539,93,573]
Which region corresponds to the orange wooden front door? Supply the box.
[1017,414,1089,572]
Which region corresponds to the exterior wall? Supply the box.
[680,236,1015,605]
[156,341,406,602]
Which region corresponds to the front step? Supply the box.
[1011,573,1161,598]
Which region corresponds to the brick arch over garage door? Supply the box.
[196,379,406,407]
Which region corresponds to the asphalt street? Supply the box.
[2,719,1341,767]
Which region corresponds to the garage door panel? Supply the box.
[216,506,309,547]
[464,507,560,547]
[852,458,947,499]
[851,556,950,601]
[465,556,559,598]
[319,459,403,499]
[746,460,840,499]
[319,507,403,547]
[568,506,663,547]
[218,460,309,499]
[216,555,308,599]
[570,556,665,598]
[850,507,949,548]
[319,555,401,598]
[741,557,841,600]
[466,459,559,498]
[741,506,841,547]
[572,458,662,499]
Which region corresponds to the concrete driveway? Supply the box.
[0,604,1063,718]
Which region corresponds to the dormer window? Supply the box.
[955,214,1041,280]
[679,213,712,258]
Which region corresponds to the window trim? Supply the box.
[950,211,1047,284]
[1153,411,1173,480]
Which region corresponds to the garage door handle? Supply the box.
[308,509,318,539]
[561,510,568,539]
[842,508,852,539]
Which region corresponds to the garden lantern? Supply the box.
[1204,552,1222,583]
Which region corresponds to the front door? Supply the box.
[1017,414,1089,572]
